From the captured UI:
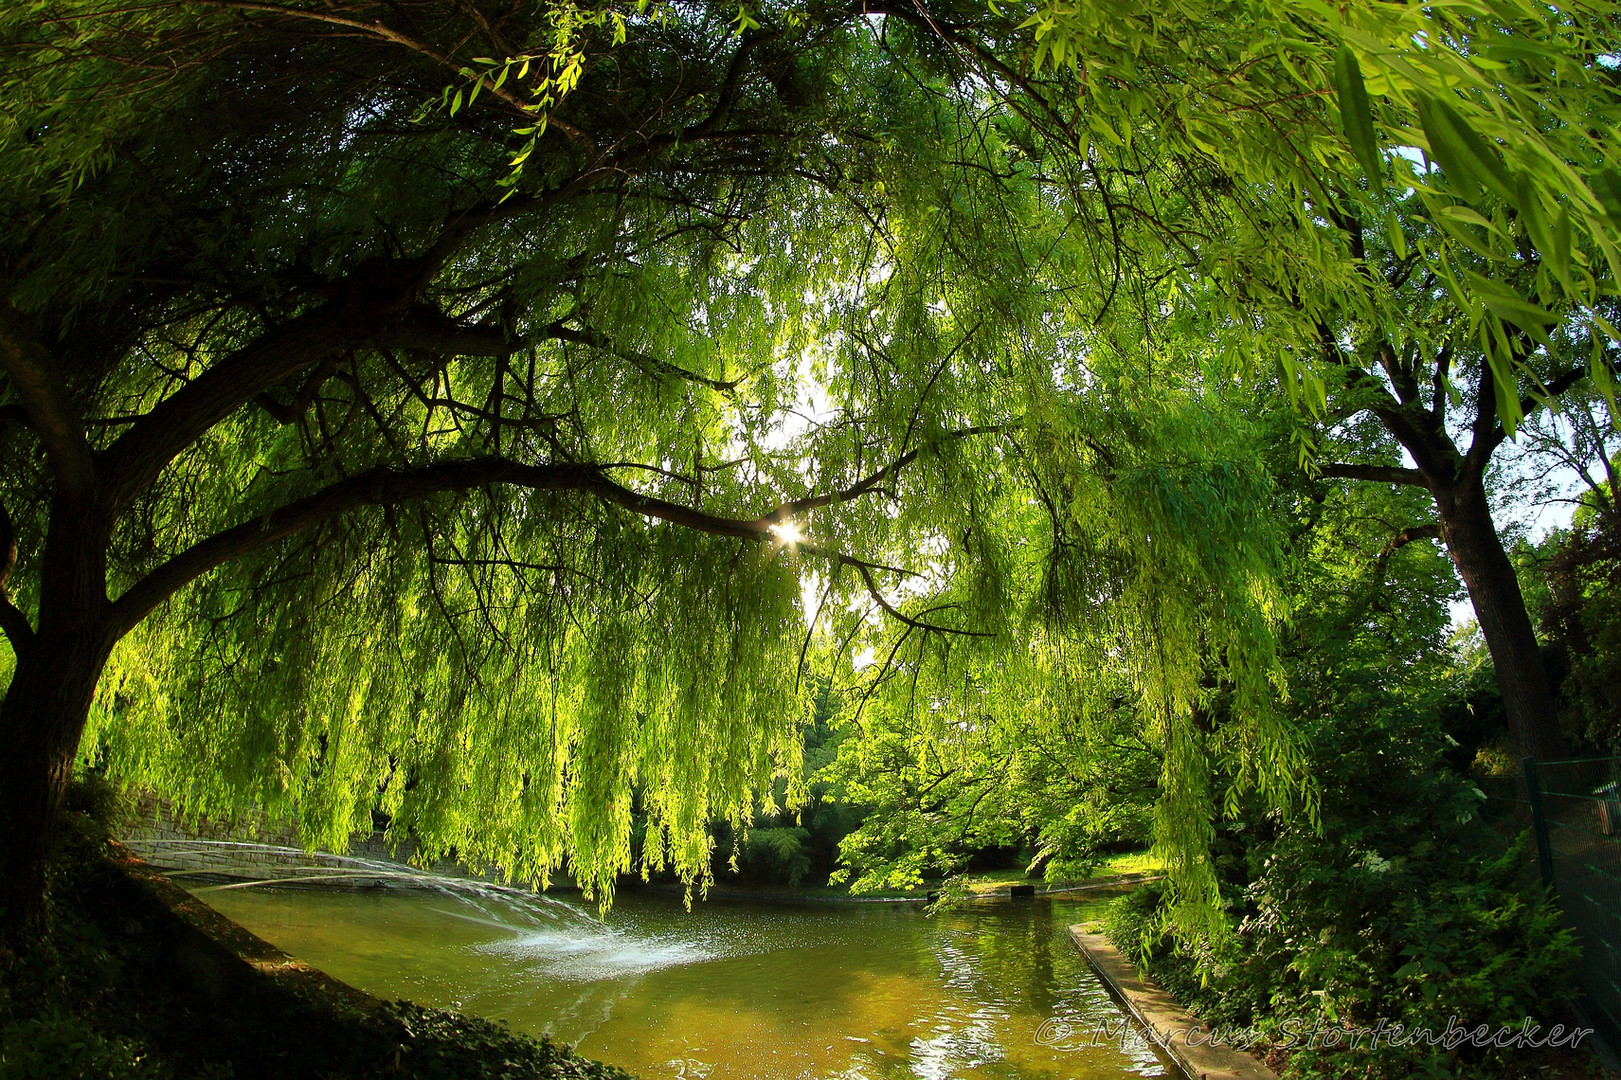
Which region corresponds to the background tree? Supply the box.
[919,0,1621,762]
[1307,200,1618,762]
[1508,390,1621,753]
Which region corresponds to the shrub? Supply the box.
[0,1015,168,1080]
[1104,697,1581,1079]
[740,827,813,887]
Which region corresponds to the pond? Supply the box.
[192,879,1172,1080]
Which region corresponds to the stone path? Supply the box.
[1069,925,1278,1080]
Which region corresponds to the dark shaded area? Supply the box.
[0,790,633,1079]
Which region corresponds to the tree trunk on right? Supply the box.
[1432,469,1568,763]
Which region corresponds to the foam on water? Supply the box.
[478,928,713,982]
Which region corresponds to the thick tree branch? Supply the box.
[1314,319,1462,479]
[1515,364,1598,428]
[1321,462,1430,488]
[101,280,498,510]
[378,306,513,357]
[108,447,949,638]
[544,322,739,392]
[0,302,96,506]
[1380,522,1442,556]
[102,299,376,510]
[1376,340,1422,407]
[1370,521,1443,588]
[1428,344,1453,421]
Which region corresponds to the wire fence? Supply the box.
[1482,756,1621,1056]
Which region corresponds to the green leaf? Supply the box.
[1483,324,1524,437]
[1416,95,1515,207]
[1467,272,1556,348]
[1595,170,1621,228]
[1334,45,1382,187]
[1385,210,1407,262]
[1517,177,1572,293]
[1436,205,1497,232]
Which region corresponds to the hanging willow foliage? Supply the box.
[0,0,1456,927]
[823,335,1312,934]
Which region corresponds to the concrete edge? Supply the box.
[105,836,383,1016]
[1070,925,1278,1080]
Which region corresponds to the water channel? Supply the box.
[159,843,1172,1080]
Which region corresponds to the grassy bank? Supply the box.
[0,799,630,1080]
[955,851,1164,896]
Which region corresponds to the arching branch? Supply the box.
[101,288,504,510]
[107,443,970,639]
[0,303,95,507]
[1370,522,1442,589]
[1320,462,1429,488]
[847,559,994,638]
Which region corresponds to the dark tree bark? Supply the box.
[1323,341,1573,765]
[0,631,117,936]
[1431,468,1567,762]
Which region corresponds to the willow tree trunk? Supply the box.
[1432,469,1568,763]
[0,632,113,940]
[0,492,116,942]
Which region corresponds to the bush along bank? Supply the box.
[1101,697,1593,1080]
[0,789,632,1080]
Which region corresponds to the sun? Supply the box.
[770,520,804,546]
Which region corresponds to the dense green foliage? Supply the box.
[1016,0,1621,436]
[1089,460,1587,1078]
[1,0,1334,923]
[828,386,1611,1071]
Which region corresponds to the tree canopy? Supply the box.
[1,0,1618,933]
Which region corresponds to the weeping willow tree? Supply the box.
[0,0,1313,942]
[0,0,940,929]
[2,0,1610,941]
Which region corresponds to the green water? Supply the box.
[194,883,1171,1080]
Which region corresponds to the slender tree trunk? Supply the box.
[0,632,114,941]
[1431,469,1568,762]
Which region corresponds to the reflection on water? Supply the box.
[191,873,1170,1080]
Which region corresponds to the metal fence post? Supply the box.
[1523,756,1555,890]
